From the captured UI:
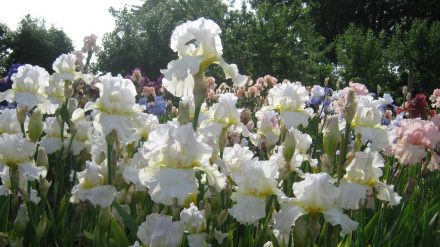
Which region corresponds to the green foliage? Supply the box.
[8,15,74,72]
[223,0,332,84]
[308,0,440,45]
[389,19,440,94]
[335,25,397,91]
[0,23,13,75]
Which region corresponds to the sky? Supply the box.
[0,0,144,51]
[0,0,244,52]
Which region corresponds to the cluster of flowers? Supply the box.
[0,17,439,246]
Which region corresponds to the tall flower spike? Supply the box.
[161,17,246,98]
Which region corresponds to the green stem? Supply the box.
[192,99,203,131]
[338,124,351,180]
[83,50,93,73]
[20,122,26,138]
[107,141,113,185]
[192,73,207,131]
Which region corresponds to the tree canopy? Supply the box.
[6,15,74,73]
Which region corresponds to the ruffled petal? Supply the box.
[323,208,358,235]
[75,185,116,208]
[338,181,369,210]
[139,167,197,206]
[273,202,305,234]
[375,182,401,205]
[228,193,266,224]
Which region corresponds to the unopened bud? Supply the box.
[178,100,192,125]
[13,204,29,237]
[282,129,296,162]
[217,210,229,226]
[335,80,340,90]
[105,129,118,146]
[344,89,357,124]
[320,154,330,173]
[377,85,382,95]
[56,115,63,127]
[64,81,73,98]
[69,124,78,138]
[97,208,112,230]
[204,202,211,219]
[28,109,43,142]
[324,77,329,87]
[406,93,412,102]
[354,133,363,152]
[36,147,49,168]
[240,109,252,125]
[39,178,52,198]
[16,105,27,126]
[67,98,78,118]
[323,115,340,160]
[405,177,416,196]
[402,86,408,97]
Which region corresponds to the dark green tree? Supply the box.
[308,0,440,44]
[0,23,13,75]
[8,15,74,72]
[389,19,440,94]
[223,0,331,84]
[335,25,397,91]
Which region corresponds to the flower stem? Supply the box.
[192,99,203,131]
[338,124,351,180]
[192,73,207,131]
[107,142,113,185]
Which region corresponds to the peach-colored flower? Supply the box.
[431,114,440,129]
[247,86,260,96]
[397,119,440,149]
[236,87,245,99]
[131,68,142,82]
[228,131,241,145]
[392,142,426,165]
[207,89,218,101]
[143,86,156,97]
[171,106,178,114]
[264,75,278,86]
[429,89,440,108]
[428,151,440,171]
[349,81,369,96]
[207,76,216,91]
[391,118,440,165]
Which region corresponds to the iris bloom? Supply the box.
[274,173,358,239]
[1,64,49,110]
[0,109,25,134]
[70,160,116,208]
[199,93,249,150]
[250,108,281,148]
[0,133,46,181]
[267,81,313,128]
[39,117,66,154]
[161,18,246,97]
[229,159,280,224]
[352,95,395,151]
[339,151,401,209]
[138,123,225,205]
[93,73,143,143]
[133,213,184,247]
[52,53,79,82]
